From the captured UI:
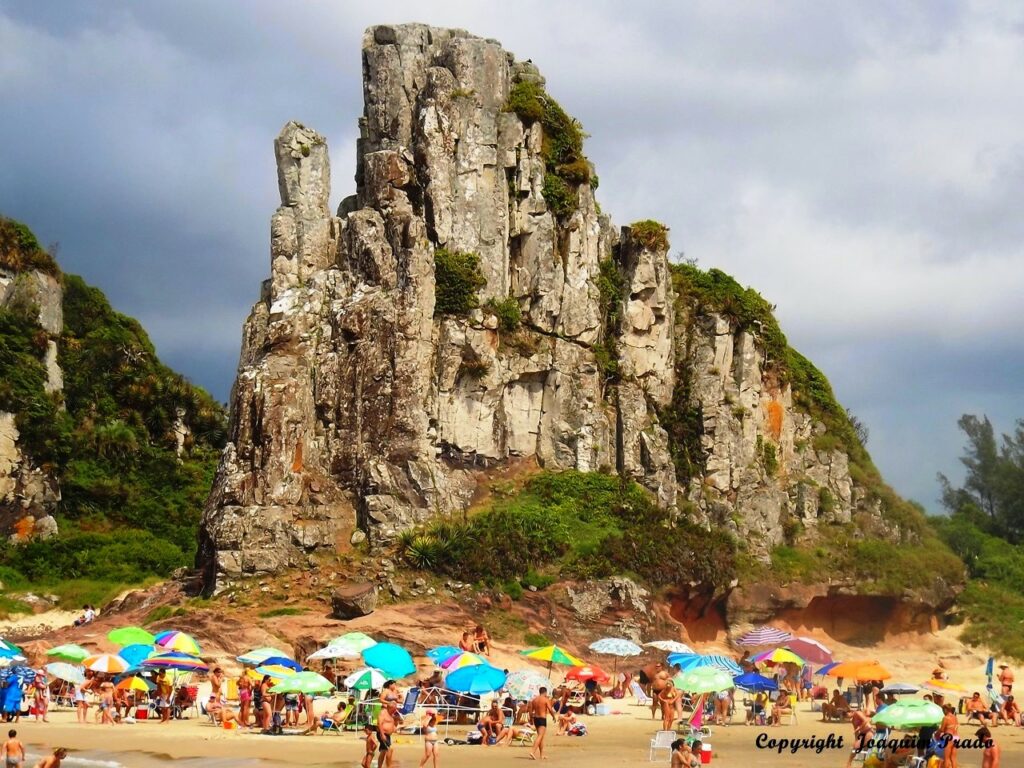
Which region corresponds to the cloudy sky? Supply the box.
[2,0,1022,510]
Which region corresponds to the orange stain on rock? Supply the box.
[766,400,784,440]
[292,441,303,473]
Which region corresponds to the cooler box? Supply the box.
[594,704,610,716]
[700,744,712,764]
[136,708,149,720]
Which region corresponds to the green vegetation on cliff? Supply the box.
[433,247,486,316]
[0,216,59,276]
[0,218,226,603]
[400,470,736,591]
[505,80,591,218]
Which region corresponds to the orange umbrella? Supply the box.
[825,660,891,681]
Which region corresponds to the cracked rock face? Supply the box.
[198,23,867,586]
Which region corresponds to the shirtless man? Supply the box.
[377,700,398,768]
[1,730,25,768]
[976,726,1001,768]
[649,666,669,719]
[480,700,505,744]
[997,695,1020,726]
[528,686,556,760]
[32,748,66,768]
[966,692,996,726]
[998,665,1014,696]
[209,668,224,701]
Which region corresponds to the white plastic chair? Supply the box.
[631,681,653,706]
[649,730,675,762]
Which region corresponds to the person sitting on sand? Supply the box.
[32,747,67,768]
[458,632,473,652]
[966,692,996,726]
[821,689,850,722]
[472,625,491,656]
[556,704,576,735]
[997,695,1019,726]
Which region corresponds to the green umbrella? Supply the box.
[108,627,155,647]
[46,643,90,663]
[873,699,944,730]
[674,667,735,694]
[329,632,377,654]
[269,671,335,695]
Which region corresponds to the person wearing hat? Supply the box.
[998,665,1014,696]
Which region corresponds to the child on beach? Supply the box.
[32,748,66,768]
[362,724,378,768]
[1,729,25,768]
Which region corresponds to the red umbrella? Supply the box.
[566,665,610,684]
[781,637,833,665]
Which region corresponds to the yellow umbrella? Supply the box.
[519,645,585,678]
[755,648,805,666]
[921,679,965,695]
[115,676,151,692]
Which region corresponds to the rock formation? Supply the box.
[198,24,882,590]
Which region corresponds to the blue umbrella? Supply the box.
[118,644,156,668]
[733,672,778,692]
[668,653,742,675]
[427,646,462,664]
[446,663,507,695]
[816,662,842,676]
[362,643,415,678]
[260,656,303,672]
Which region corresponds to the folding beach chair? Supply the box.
[649,730,676,762]
[630,681,653,706]
[397,687,420,717]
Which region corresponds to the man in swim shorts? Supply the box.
[528,687,555,760]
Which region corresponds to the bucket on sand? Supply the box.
[136,708,148,720]
[700,744,712,764]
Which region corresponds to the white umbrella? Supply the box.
[590,638,643,656]
[307,644,361,661]
[344,667,387,691]
[644,640,694,654]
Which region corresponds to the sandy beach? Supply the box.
[12,685,1023,768]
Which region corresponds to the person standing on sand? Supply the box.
[1,729,25,768]
[528,686,556,760]
[377,700,399,768]
[976,726,1000,768]
[658,681,680,731]
[939,704,959,768]
[418,708,440,768]
[998,665,1014,696]
[361,724,378,768]
[31,747,66,768]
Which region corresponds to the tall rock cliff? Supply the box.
[199,24,906,590]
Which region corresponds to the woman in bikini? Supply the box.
[418,709,440,768]
[939,704,959,768]
[658,681,680,732]
[237,672,252,727]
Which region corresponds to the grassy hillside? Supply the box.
[0,217,225,611]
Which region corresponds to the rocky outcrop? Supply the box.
[331,582,378,619]
[0,412,59,542]
[199,24,886,587]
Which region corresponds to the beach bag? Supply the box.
[567,723,587,736]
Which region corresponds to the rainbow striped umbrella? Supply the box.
[154,631,201,655]
[142,653,209,673]
[83,654,129,674]
[440,652,485,671]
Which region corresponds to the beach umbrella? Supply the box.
[45,644,89,663]
[816,661,842,677]
[83,654,129,674]
[519,644,584,677]
[737,626,793,647]
[439,652,485,671]
[154,631,201,655]
[307,645,360,661]
[644,640,694,654]
[142,654,209,673]
[426,646,462,664]
[107,627,155,647]
[668,653,743,675]
[674,667,735,694]
[237,647,289,666]
[566,665,610,684]
[881,682,921,695]
[330,632,377,654]
[589,638,643,657]
[115,676,152,692]
[733,672,778,692]
[0,647,22,660]
[118,644,157,668]
[259,656,302,672]
[446,663,507,695]
[254,663,297,679]
[874,699,944,729]
[752,648,805,667]
[782,637,833,665]
[505,669,548,701]
[270,671,334,695]
[44,662,84,685]
[825,660,891,681]
[921,679,965,695]
[0,639,22,654]
[362,642,415,678]
[344,667,387,691]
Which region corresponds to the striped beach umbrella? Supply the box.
[737,626,793,647]
[83,653,129,674]
[439,652,485,671]
[782,637,833,665]
[142,653,209,673]
[668,653,742,675]
[344,667,387,691]
[154,631,201,655]
[752,648,805,667]
[237,647,289,666]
